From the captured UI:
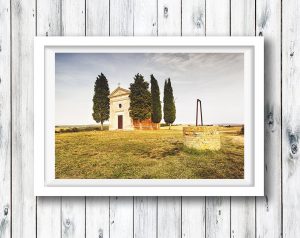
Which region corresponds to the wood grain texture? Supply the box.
[157,197,181,238]
[134,0,157,36]
[0,0,10,237]
[206,0,230,35]
[282,0,300,237]
[86,0,109,36]
[231,0,255,36]
[110,197,133,238]
[230,1,256,237]
[36,0,61,36]
[37,197,61,238]
[182,197,205,238]
[206,198,230,238]
[11,0,36,237]
[158,0,181,35]
[256,0,282,237]
[134,197,157,238]
[182,0,205,36]
[62,0,85,36]
[110,0,134,36]
[205,1,231,237]
[62,197,85,238]
[36,1,62,237]
[86,197,110,238]
[230,197,255,238]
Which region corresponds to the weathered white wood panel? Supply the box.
[282,0,300,237]
[134,0,157,36]
[11,0,36,237]
[0,0,10,237]
[256,0,282,237]
[36,0,61,36]
[36,1,62,237]
[110,0,134,36]
[230,197,255,238]
[206,0,230,36]
[182,197,205,238]
[86,0,109,36]
[230,1,256,237]
[62,0,85,36]
[157,197,181,238]
[60,1,86,238]
[182,0,205,36]
[86,197,110,238]
[205,1,231,237]
[158,0,181,35]
[37,197,61,238]
[62,197,85,238]
[110,197,133,238]
[231,0,255,36]
[206,198,230,238]
[134,197,157,238]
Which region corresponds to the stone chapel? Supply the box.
[108,86,160,130]
[108,86,133,130]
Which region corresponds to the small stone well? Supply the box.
[183,126,221,151]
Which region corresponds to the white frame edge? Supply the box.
[34,36,264,196]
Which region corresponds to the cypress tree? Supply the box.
[163,78,176,129]
[150,74,162,124]
[129,74,152,127]
[92,73,110,130]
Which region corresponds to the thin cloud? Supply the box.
[55,53,244,125]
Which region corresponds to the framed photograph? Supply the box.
[34,37,264,196]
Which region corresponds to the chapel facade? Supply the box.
[108,87,133,130]
[108,86,160,130]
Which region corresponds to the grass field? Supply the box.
[55,126,244,179]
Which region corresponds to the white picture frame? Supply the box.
[34,36,264,196]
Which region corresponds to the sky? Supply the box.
[55,53,244,125]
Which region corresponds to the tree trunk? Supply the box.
[101,122,103,131]
[169,123,171,130]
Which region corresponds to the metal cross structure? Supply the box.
[196,99,203,126]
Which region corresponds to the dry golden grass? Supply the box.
[55,126,244,179]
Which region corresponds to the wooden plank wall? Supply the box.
[1,0,297,236]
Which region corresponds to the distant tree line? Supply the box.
[92,73,176,130]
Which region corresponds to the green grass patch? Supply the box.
[55,126,244,179]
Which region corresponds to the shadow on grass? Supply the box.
[182,145,219,157]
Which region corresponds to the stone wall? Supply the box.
[133,118,160,130]
[183,126,221,151]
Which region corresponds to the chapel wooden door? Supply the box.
[118,115,123,129]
